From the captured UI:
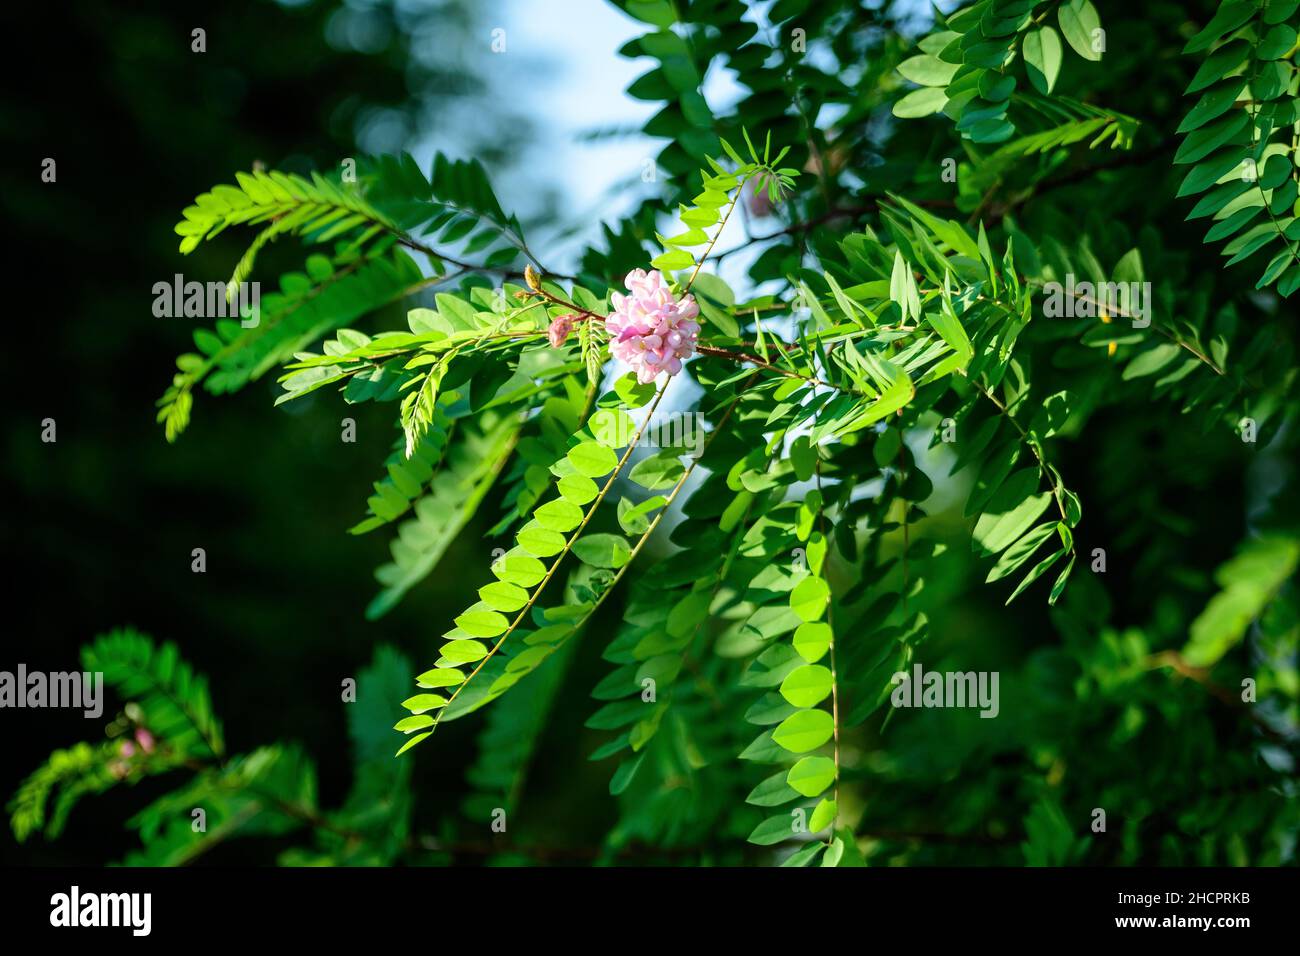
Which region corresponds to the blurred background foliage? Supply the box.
[3,0,1297,865]
[3,0,574,864]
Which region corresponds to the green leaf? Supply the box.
[786,756,836,797]
[1184,534,1300,666]
[1259,23,1298,60]
[572,533,632,569]
[1186,39,1249,93]
[1022,26,1063,95]
[623,0,676,28]
[415,667,465,688]
[1058,0,1103,62]
[454,607,509,638]
[557,473,600,505]
[1260,155,1293,191]
[749,813,797,846]
[823,826,867,867]
[492,552,547,588]
[986,522,1059,583]
[567,441,619,478]
[618,495,668,534]
[589,407,635,447]
[789,576,830,622]
[779,664,833,707]
[517,523,567,557]
[893,87,947,119]
[628,450,686,490]
[1175,113,1249,167]
[651,249,694,271]
[1177,78,1248,134]
[789,435,818,482]
[396,732,432,756]
[394,715,435,733]
[792,621,832,663]
[534,497,585,532]
[1184,1,1257,54]
[477,581,530,612]
[440,639,489,663]
[781,842,827,866]
[897,54,959,87]
[401,694,447,713]
[1122,343,1182,379]
[972,468,1053,556]
[746,770,801,807]
[609,754,645,795]
[1005,546,1066,604]
[808,798,837,832]
[772,709,835,752]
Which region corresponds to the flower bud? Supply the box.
[548,314,576,348]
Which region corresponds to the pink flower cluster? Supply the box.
[108,727,157,779]
[606,269,700,384]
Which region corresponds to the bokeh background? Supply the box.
[3,0,677,864]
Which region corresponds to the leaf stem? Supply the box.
[431,382,674,728]
[815,461,841,837]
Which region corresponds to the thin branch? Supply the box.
[970,379,1075,539]
[432,383,674,728]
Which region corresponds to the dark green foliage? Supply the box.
[11,633,419,866]
[1173,0,1300,295]
[15,0,1300,867]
